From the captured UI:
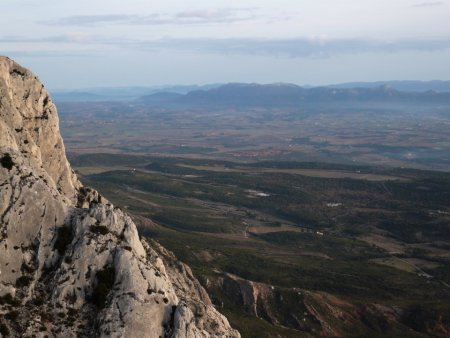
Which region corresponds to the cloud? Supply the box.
[0,34,130,45]
[40,8,257,26]
[2,35,450,58]
[176,8,255,20]
[413,1,444,7]
[0,35,81,43]
[42,14,158,26]
[140,37,450,58]
[1,50,96,58]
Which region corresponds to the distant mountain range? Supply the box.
[138,83,450,108]
[327,80,450,92]
[51,84,220,102]
[52,81,450,104]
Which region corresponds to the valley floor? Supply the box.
[72,154,450,338]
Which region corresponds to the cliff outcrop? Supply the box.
[0,56,239,338]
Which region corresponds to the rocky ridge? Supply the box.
[0,56,239,338]
[214,273,450,337]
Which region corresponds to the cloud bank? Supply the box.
[413,1,444,7]
[3,35,450,59]
[40,8,258,26]
[147,37,450,58]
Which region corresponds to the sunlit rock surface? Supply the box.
[0,56,240,338]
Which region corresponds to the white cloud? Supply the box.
[413,1,444,7]
[3,0,450,87]
[40,8,258,27]
[3,34,450,58]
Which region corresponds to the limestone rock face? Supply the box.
[0,57,80,202]
[0,56,239,338]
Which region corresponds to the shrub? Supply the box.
[92,266,115,308]
[0,294,17,306]
[21,263,36,274]
[5,311,19,321]
[54,225,73,255]
[0,153,14,170]
[0,323,10,337]
[67,308,78,317]
[90,225,109,236]
[16,275,33,288]
[402,304,443,333]
[33,296,44,306]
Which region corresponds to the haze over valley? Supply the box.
[58,82,450,337]
[2,0,450,337]
[59,83,450,171]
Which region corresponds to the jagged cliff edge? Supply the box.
[0,56,240,338]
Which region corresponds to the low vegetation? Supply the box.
[0,294,19,306]
[72,153,450,337]
[90,225,110,235]
[0,153,14,170]
[0,323,10,337]
[54,225,73,255]
[92,266,116,308]
[15,275,33,288]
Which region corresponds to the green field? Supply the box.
[72,153,450,338]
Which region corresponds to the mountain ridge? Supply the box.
[52,81,450,103]
[138,82,450,108]
[327,80,450,92]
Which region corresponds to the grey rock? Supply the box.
[0,56,239,338]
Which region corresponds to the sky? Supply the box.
[1,0,450,89]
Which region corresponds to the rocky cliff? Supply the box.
[0,56,240,338]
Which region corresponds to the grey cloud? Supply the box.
[141,37,450,58]
[2,36,450,58]
[413,1,444,7]
[0,35,72,43]
[40,8,257,26]
[0,34,133,45]
[175,8,256,20]
[1,50,97,58]
[43,14,159,26]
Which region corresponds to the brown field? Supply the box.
[360,234,406,254]
[179,164,409,181]
[247,225,307,234]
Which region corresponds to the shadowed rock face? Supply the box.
[0,56,240,338]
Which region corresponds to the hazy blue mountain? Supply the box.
[51,91,104,102]
[327,80,450,92]
[52,84,221,103]
[139,92,183,104]
[53,81,450,103]
[52,87,159,102]
[137,83,450,108]
[154,84,222,94]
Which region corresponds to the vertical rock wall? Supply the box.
[0,56,239,338]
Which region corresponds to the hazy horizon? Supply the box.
[47,79,450,93]
[2,0,450,89]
